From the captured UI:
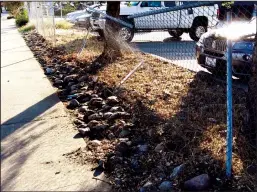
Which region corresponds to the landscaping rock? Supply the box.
[78,75,88,82]
[70,90,78,95]
[45,67,54,74]
[103,112,114,119]
[143,181,153,188]
[119,130,130,138]
[73,119,84,125]
[87,120,101,128]
[170,164,185,179]
[78,106,88,113]
[54,79,63,85]
[91,94,99,98]
[84,90,94,97]
[92,124,108,131]
[114,178,122,186]
[246,164,256,176]
[78,127,90,136]
[88,140,101,147]
[77,94,91,103]
[88,113,103,121]
[109,112,130,121]
[92,76,98,82]
[131,159,140,170]
[108,133,115,140]
[102,104,112,111]
[110,106,123,112]
[83,112,96,123]
[106,96,119,105]
[64,74,77,83]
[70,84,78,91]
[208,118,217,123]
[116,142,130,156]
[67,82,75,87]
[159,181,173,191]
[67,99,80,109]
[89,97,104,107]
[81,86,88,91]
[155,143,165,153]
[138,144,148,153]
[184,174,210,191]
[67,94,77,100]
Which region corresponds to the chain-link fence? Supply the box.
[24,1,256,191]
[26,2,55,45]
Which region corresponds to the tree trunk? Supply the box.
[247,33,257,145]
[101,1,121,63]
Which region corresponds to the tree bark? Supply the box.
[101,1,121,63]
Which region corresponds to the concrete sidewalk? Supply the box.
[1,14,111,191]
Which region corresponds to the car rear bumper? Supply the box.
[196,45,253,77]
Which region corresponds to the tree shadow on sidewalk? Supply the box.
[1,93,59,140]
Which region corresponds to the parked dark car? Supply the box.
[196,4,256,80]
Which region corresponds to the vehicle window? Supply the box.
[164,1,176,7]
[181,1,197,5]
[148,1,161,7]
[141,1,161,7]
[128,2,139,6]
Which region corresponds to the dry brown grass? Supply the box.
[54,29,103,61]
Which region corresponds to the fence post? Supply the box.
[60,2,62,18]
[226,10,233,178]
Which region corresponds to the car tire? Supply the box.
[118,26,134,42]
[118,17,134,42]
[168,29,183,38]
[189,22,207,42]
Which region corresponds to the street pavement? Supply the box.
[133,32,204,72]
[1,12,111,191]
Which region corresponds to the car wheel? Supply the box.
[168,29,183,38]
[118,26,134,42]
[118,17,134,42]
[189,23,207,42]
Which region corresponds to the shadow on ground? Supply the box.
[1,93,59,140]
[1,121,57,190]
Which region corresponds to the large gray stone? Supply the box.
[67,99,80,109]
[184,174,210,191]
[159,181,173,191]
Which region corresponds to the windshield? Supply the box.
[128,2,139,6]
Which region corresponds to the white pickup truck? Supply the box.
[90,1,219,42]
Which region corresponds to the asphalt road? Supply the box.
[132,32,205,72]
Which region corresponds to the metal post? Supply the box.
[36,2,39,33]
[60,2,62,18]
[226,10,233,178]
